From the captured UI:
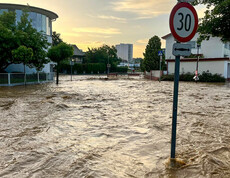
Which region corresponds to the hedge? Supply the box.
[161,72,225,82]
[59,63,128,74]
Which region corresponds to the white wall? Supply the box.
[164,33,227,59]
[168,60,227,78]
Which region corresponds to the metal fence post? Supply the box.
[38,72,40,83]
[8,73,11,85]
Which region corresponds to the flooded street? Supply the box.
[0,75,230,178]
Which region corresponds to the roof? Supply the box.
[72,45,85,57]
[166,58,230,62]
[0,3,58,20]
[162,33,172,39]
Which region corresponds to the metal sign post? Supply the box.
[171,52,180,159]
[158,51,163,82]
[169,1,198,162]
[70,60,74,81]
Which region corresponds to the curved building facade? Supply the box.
[0,3,58,74]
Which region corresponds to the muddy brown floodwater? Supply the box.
[0,75,230,178]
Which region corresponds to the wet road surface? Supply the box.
[0,75,230,177]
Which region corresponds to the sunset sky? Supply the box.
[2,0,206,58]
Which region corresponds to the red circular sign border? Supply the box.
[170,2,198,43]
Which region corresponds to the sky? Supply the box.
[1,0,206,58]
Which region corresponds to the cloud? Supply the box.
[97,15,127,23]
[88,34,112,38]
[62,33,81,37]
[73,27,121,35]
[111,0,174,18]
[137,39,148,44]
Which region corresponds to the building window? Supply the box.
[0,9,8,15]
[15,10,22,24]
[36,13,42,32]
[28,12,37,29]
[46,17,50,36]
[41,15,47,34]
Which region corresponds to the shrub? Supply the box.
[161,72,225,82]
[199,71,225,82]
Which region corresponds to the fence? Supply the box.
[144,70,167,81]
[0,72,54,86]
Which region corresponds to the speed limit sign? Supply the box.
[170,2,198,42]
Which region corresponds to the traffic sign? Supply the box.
[172,43,191,56]
[158,51,163,56]
[170,2,198,42]
[107,64,111,68]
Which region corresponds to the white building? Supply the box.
[162,33,230,80]
[0,3,58,74]
[116,43,133,62]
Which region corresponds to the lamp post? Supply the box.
[194,44,200,82]
[107,55,110,75]
[70,58,74,81]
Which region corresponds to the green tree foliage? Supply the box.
[12,45,33,84]
[0,11,17,71]
[193,0,230,42]
[16,11,49,71]
[143,36,161,72]
[52,31,63,46]
[85,45,121,67]
[12,46,33,65]
[0,10,49,71]
[47,42,73,84]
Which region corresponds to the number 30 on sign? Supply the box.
[170,2,198,43]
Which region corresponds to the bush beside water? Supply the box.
[161,72,226,82]
[59,63,128,74]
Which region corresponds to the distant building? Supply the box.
[116,44,133,62]
[0,3,58,74]
[162,33,230,79]
[71,45,85,64]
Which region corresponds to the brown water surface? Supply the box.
[0,75,230,177]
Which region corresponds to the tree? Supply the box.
[52,31,63,46]
[0,11,17,71]
[16,11,50,71]
[143,36,161,72]
[0,10,49,71]
[12,46,33,84]
[85,45,121,71]
[193,0,230,42]
[47,42,73,84]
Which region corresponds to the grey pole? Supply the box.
[196,45,200,75]
[170,54,180,159]
[159,56,162,82]
[71,62,73,81]
[107,56,110,75]
[24,64,26,85]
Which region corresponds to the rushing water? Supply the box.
[0,75,230,178]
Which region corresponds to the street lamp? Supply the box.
[107,55,110,75]
[70,58,75,81]
[193,44,201,82]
